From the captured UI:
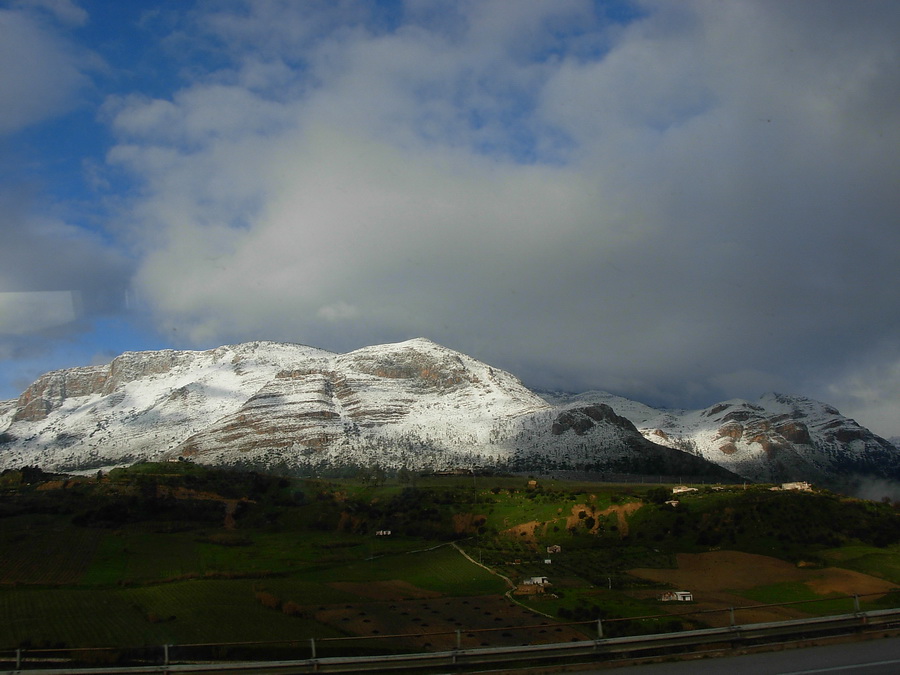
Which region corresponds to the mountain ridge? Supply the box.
[1,339,896,492]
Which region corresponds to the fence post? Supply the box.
[163,643,169,666]
[456,629,461,649]
[16,648,21,669]
[597,619,604,639]
[854,594,861,613]
[730,607,736,626]
[310,637,316,660]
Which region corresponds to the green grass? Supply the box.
[0,580,347,648]
[0,544,507,648]
[78,529,434,587]
[83,532,205,584]
[0,515,105,585]
[736,581,862,616]
[519,588,688,638]
[822,545,900,585]
[4,468,900,653]
[312,546,506,596]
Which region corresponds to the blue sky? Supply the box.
[2,0,900,438]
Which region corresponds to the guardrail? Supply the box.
[3,605,900,674]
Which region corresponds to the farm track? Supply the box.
[452,542,560,620]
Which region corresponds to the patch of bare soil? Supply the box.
[503,520,542,544]
[630,551,808,591]
[806,568,897,596]
[502,502,644,543]
[313,595,586,651]
[452,512,487,535]
[594,501,643,536]
[562,501,644,535]
[627,550,898,627]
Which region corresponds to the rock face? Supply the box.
[13,366,109,422]
[1,339,893,491]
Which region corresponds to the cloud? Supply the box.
[13,0,87,26]
[0,291,78,335]
[0,189,131,371]
[825,351,900,439]
[96,1,900,435]
[0,3,89,134]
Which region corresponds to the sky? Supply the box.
[1,0,899,439]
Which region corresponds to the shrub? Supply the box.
[255,591,280,610]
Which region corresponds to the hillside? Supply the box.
[1,464,899,660]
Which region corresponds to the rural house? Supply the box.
[659,591,693,602]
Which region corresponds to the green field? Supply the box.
[823,544,900,584]
[2,465,899,654]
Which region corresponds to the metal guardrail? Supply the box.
[3,607,900,674]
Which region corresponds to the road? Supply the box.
[576,636,900,674]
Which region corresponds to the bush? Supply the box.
[254,591,280,610]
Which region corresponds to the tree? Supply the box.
[645,487,670,504]
[360,464,386,487]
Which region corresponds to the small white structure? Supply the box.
[523,576,550,586]
[780,482,812,491]
[375,530,392,536]
[659,590,693,602]
[672,486,698,494]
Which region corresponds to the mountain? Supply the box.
[0,339,735,481]
[541,391,900,492]
[1,339,895,492]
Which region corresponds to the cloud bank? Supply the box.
[4,1,900,439]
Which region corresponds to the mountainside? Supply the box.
[542,391,900,491]
[1,339,895,491]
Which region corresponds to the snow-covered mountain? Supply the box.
[0,339,735,480]
[543,391,900,491]
[1,338,895,491]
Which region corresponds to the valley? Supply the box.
[2,463,899,666]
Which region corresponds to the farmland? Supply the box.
[1,464,900,656]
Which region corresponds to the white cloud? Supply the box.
[317,302,359,322]
[97,1,900,435]
[825,355,900,439]
[0,291,77,334]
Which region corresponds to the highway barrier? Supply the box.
[3,600,900,673]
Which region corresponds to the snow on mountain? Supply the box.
[172,338,555,472]
[566,391,900,491]
[1,339,893,490]
[1,341,332,471]
[537,390,678,427]
[2,338,564,473]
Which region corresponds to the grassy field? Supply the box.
[822,544,900,584]
[2,465,900,653]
